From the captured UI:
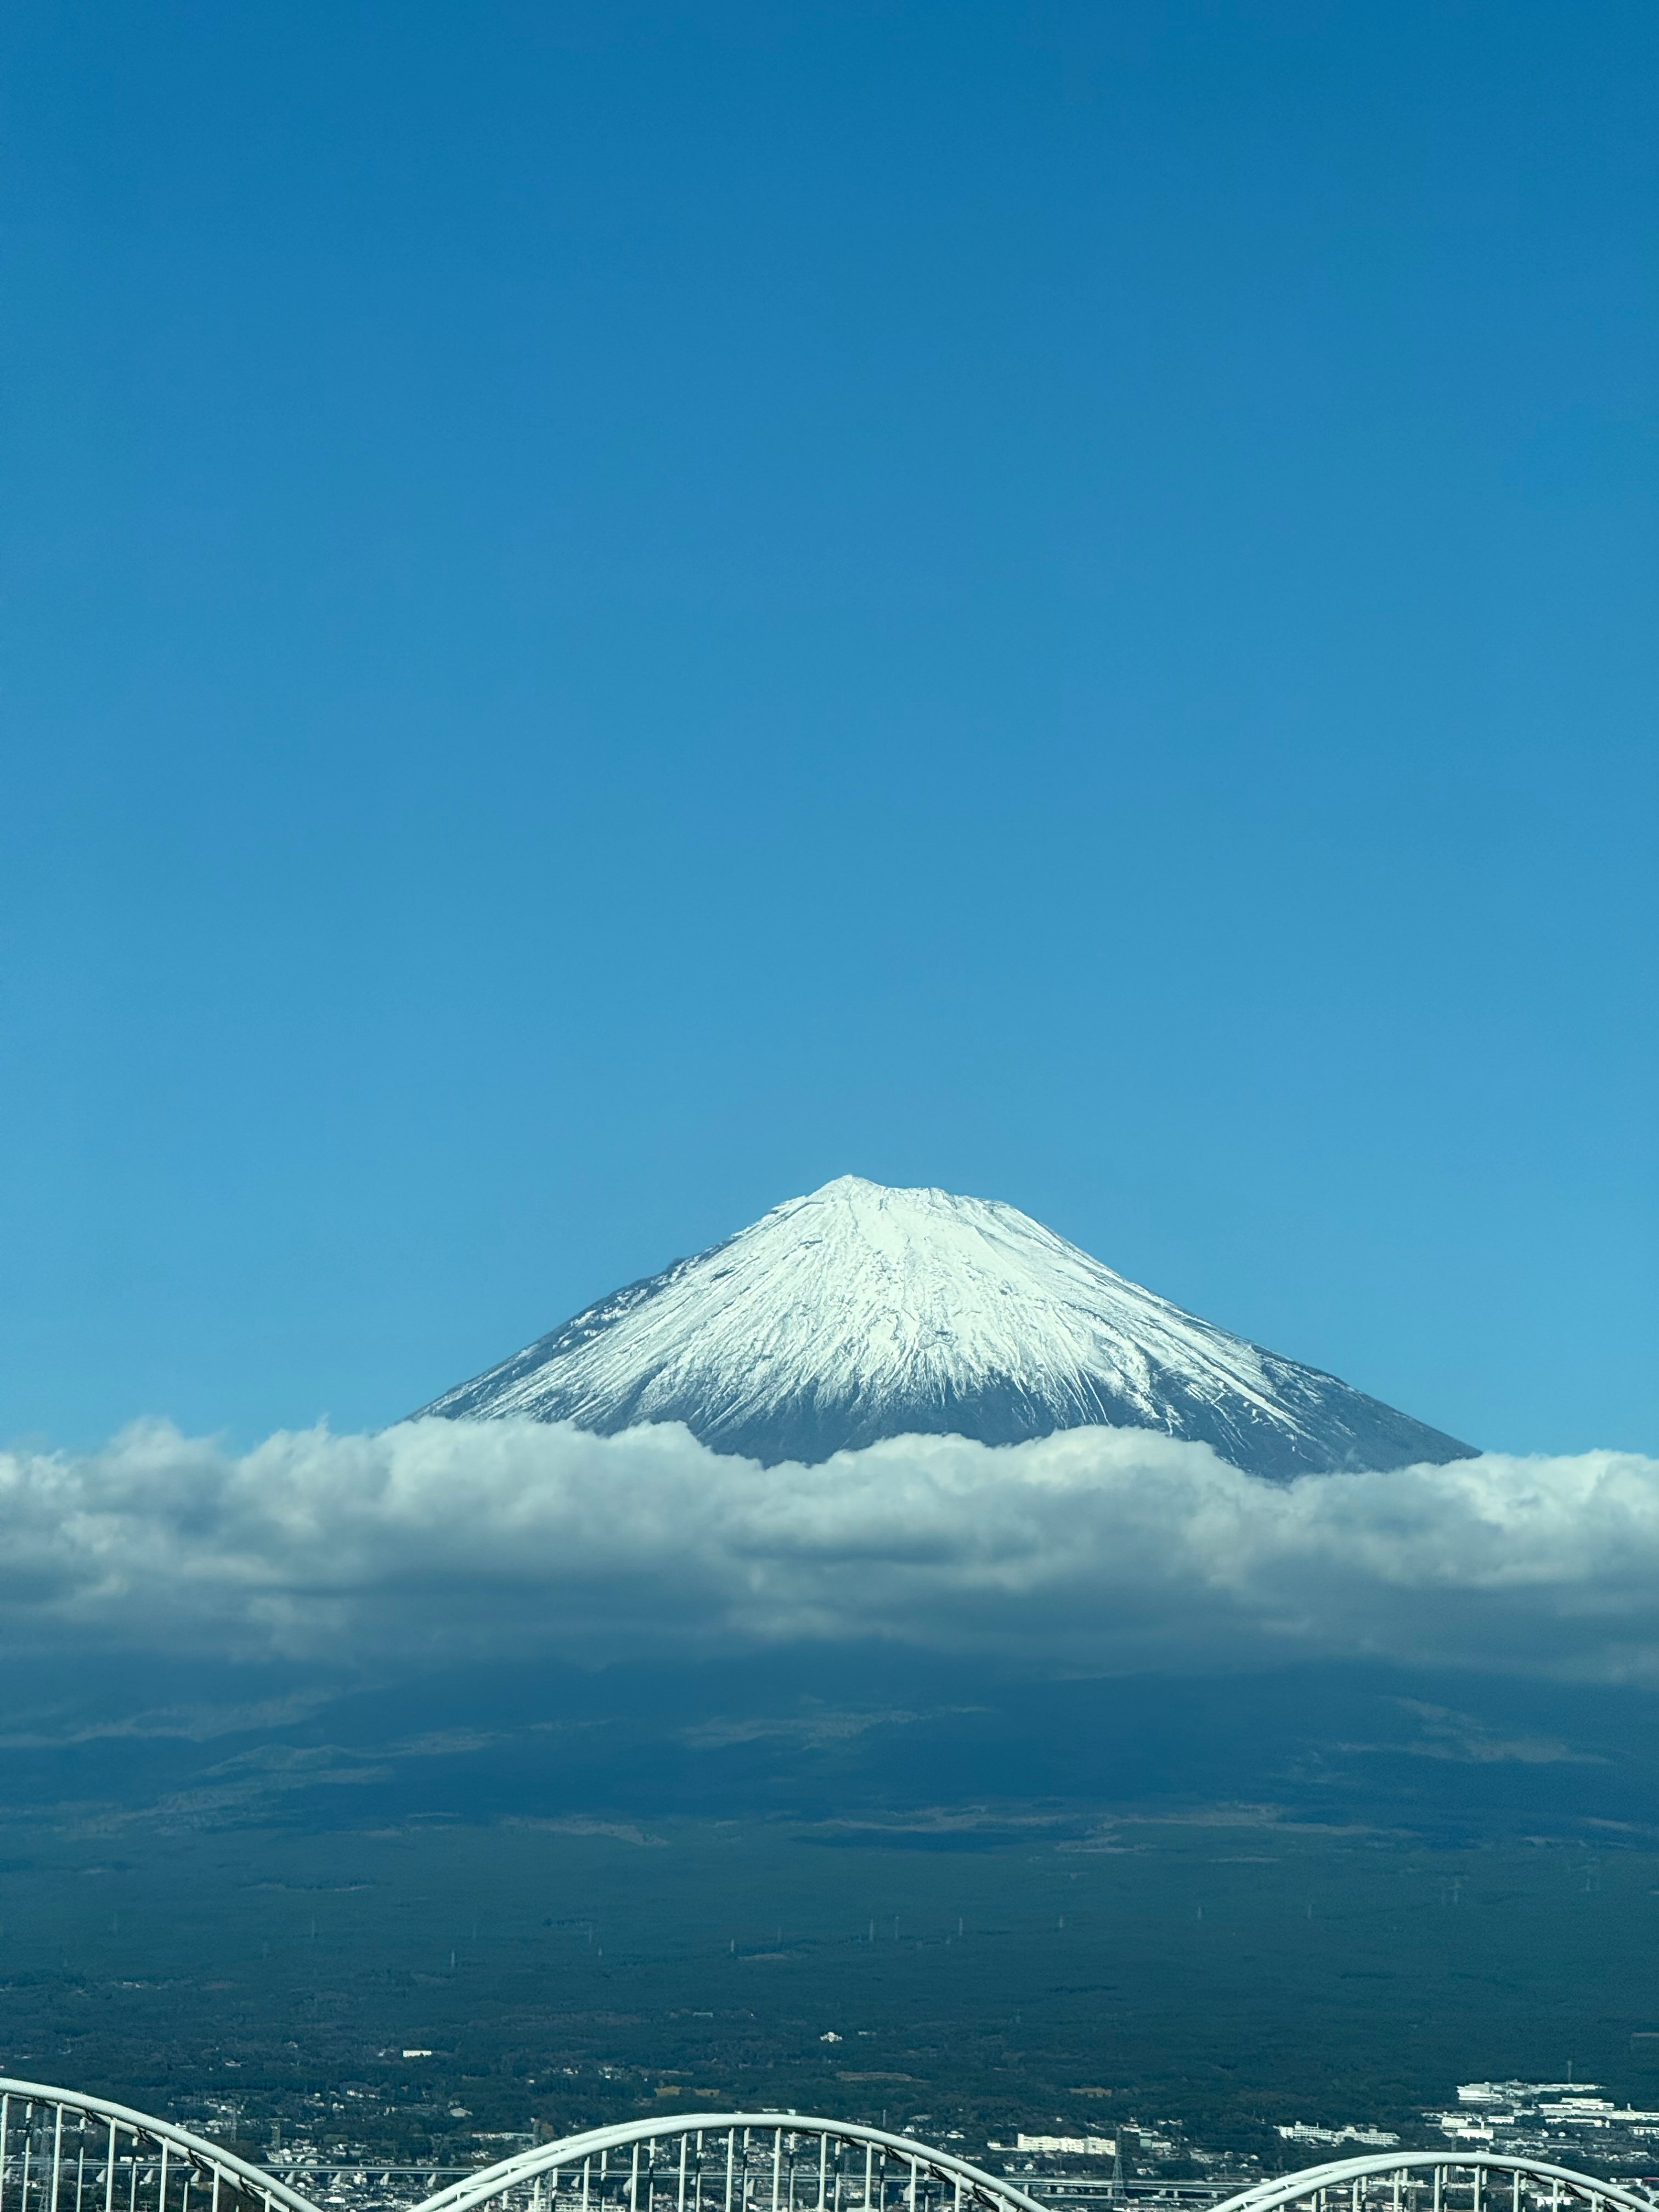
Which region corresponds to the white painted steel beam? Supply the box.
[406,2117,1050,2212]
[1,2076,1649,2212]
[0,2080,317,2212]
[1211,2156,1657,2212]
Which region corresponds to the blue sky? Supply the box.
[2,0,1652,1457]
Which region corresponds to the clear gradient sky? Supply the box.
[2,1,1654,1456]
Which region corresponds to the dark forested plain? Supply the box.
[4,1648,1659,2158]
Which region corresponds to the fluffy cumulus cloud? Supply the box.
[3,1418,1659,1680]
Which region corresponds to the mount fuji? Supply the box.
[417,1177,1475,1480]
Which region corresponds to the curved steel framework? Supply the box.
[0,2080,319,2212]
[1212,2154,1658,2212]
[414,2117,1051,2212]
[3,2086,1651,2212]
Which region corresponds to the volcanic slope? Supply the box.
[417,1177,1475,1477]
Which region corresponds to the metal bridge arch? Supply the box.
[4,2085,1654,2212]
[0,2079,319,2212]
[409,2115,1051,2212]
[1210,2153,1659,2212]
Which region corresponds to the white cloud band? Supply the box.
[3,1418,1657,1680]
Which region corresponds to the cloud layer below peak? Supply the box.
[3,1417,1657,1681]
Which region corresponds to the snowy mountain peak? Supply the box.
[416,1177,1477,1479]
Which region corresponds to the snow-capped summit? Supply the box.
[416,1175,1476,1478]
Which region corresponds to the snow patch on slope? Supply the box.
[418,1177,1475,1479]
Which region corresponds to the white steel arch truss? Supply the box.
[1211,2153,1659,2212]
[3,2088,1652,2212]
[0,2080,319,2212]
[408,2117,1052,2212]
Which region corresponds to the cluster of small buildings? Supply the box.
[1276,2126,1400,2151]
[1003,2137,1119,2157]
[1429,2081,1659,2164]
[1268,2079,1659,2181]
[989,2119,1258,2201]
